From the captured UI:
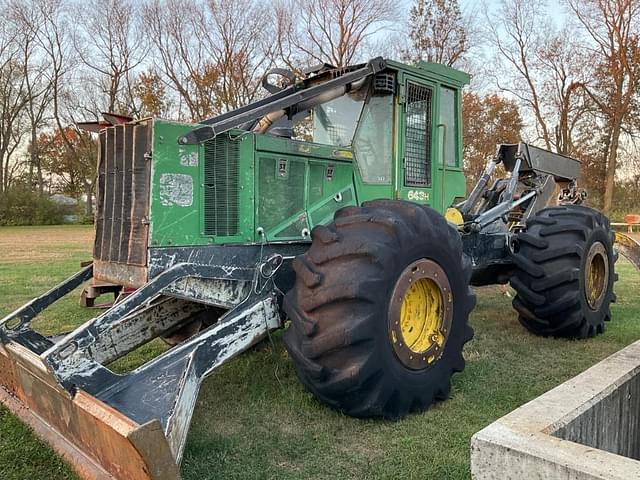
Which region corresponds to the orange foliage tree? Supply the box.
[38,127,96,214]
[462,91,523,191]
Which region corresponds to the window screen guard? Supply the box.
[404,82,433,187]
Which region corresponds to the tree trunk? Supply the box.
[30,127,43,193]
[603,124,621,213]
[3,162,8,191]
[85,189,93,217]
[28,159,34,187]
[84,178,94,218]
[2,148,10,192]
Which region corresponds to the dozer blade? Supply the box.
[0,262,282,479]
[0,345,179,479]
[614,231,640,272]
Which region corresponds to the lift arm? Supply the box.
[178,57,387,145]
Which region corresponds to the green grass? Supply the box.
[0,225,639,479]
[0,407,78,480]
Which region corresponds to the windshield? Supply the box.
[312,94,365,147]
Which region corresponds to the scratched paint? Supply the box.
[6,244,284,478]
[165,278,250,308]
[159,173,193,207]
[83,297,206,364]
[164,296,281,462]
[178,150,198,167]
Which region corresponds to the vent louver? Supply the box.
[203,134,240,236]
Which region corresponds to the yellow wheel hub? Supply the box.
[400,278,445,353]
[585,242,609,310]
[388,259,453,370]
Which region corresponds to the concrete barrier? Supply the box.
[471,340,640,479]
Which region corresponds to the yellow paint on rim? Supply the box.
[586,250,607,309]
[399,278,445,353]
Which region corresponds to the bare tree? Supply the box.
[0,3,30,193]
[143,0,275,121]
[142,0,205,120]
[73,0,147,114]
[274,0,397,70]
[199,0,277,110]
[9,0,58,193]
[536,36,591,155]
[568,0,640,213]
[485,0,552,150]
[486,0,589,156]
[34,0,98,214]
[403,0,468,66]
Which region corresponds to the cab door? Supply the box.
[435,85,465,212]
[395,75,440,209]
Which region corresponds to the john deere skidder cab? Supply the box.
[1,58,639,479]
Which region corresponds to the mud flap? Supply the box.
[614,232,640,272]
[0,262,282,480]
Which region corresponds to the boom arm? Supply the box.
[178,57,387,145]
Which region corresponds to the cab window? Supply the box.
[312,94,365,146]
[353,94,394,184]
[439,87,458,167]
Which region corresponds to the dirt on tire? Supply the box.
[510,205,617,338]
[283,200,475,419]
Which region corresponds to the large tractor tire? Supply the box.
[283,200,475,418]
[510,205,617,338]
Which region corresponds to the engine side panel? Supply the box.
[147,120,358,248]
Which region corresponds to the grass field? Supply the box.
[0,225,639,480]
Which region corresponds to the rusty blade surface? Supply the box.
[77,121,112,133]
[102,112,134,125]
[614,232,640,272]
[0,343,180,480]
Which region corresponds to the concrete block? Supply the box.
[471,340,640,479]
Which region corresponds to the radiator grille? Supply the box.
[404,82,433,187]
[94,122,151,266]
[203,134,240,236]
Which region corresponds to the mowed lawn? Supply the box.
[0,225,639,480]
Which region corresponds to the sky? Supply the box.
[393,0,568,22]
[462,0,567,26]
[385,0,570,56]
